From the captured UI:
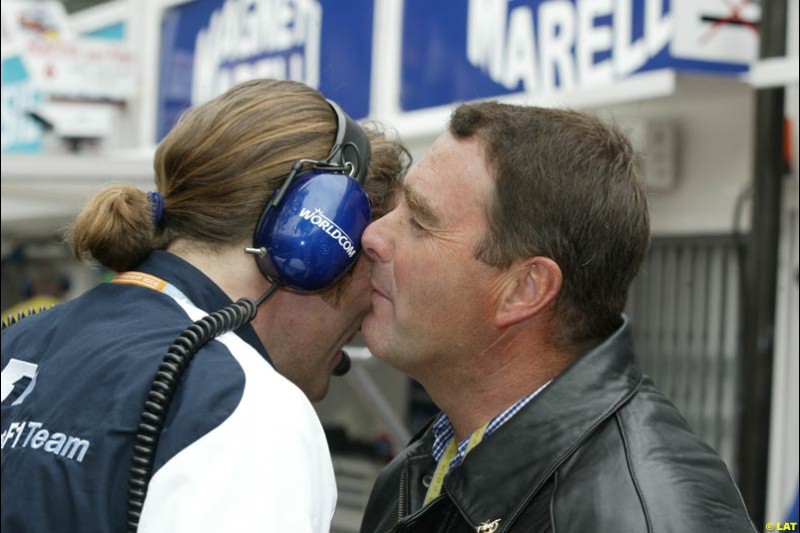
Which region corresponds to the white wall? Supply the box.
[397,76,756,237]
[605,76,755,236]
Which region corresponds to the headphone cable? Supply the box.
[126,281,280,532]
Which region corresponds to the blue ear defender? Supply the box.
[246,100,372,291]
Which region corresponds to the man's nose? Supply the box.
[362,216,390,263]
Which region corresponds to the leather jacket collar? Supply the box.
[403,320,643,529]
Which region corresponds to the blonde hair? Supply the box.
[69,79,409,273]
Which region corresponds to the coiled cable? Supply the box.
[125,294,264,532]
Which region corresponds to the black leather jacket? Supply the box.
[361,323,757,533]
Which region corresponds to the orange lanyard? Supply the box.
[112,271,194,307]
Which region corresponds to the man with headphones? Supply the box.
[1,79,409,533]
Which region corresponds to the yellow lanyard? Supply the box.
[424,422,489,506]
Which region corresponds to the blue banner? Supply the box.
[1,57,43,154]
[401,0,753,111]
[157,0,374,140]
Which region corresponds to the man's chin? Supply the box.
[360,319,386,359]
[306,379,331,404]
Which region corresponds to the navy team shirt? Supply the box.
[1,251,337,533]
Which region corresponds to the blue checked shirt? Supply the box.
[431,381,551,472]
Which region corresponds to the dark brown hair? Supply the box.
[449,102,650,346]
[69,79,409,278]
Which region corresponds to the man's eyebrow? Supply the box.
[403,183,441,226]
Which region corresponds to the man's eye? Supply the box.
[409,217,426,232]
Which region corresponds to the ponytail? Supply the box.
[68,185,159,272]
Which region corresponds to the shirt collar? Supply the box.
[135,250,273,366]
[431,380,551,471]
[442,320,642,528]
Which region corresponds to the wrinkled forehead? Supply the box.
[402,133,494,224]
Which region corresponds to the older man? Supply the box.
[360,102,756,533]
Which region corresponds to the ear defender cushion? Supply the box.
[253,170,372,291]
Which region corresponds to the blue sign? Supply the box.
[157,0,374,140]
[82,22,126,41]
[1,57,43,154]
[401,0,753,111]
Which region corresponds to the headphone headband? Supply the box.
[325,99,371,184]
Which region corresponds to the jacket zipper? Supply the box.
[397,463,407,522]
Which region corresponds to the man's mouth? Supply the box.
[370,281,390,301]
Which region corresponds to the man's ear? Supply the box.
[495,257,562,329]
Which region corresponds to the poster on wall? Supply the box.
[1,0,74,42]
[157,0,374,140]
[1,1,129,153]
[1,0,134,102]
[1,57,43,154]
[400,0,759,111]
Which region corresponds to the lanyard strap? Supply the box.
[112,271,195,308]
[424,422,489,506]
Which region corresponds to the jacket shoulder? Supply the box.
[554,378,755,533]
[616,380,756,532]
